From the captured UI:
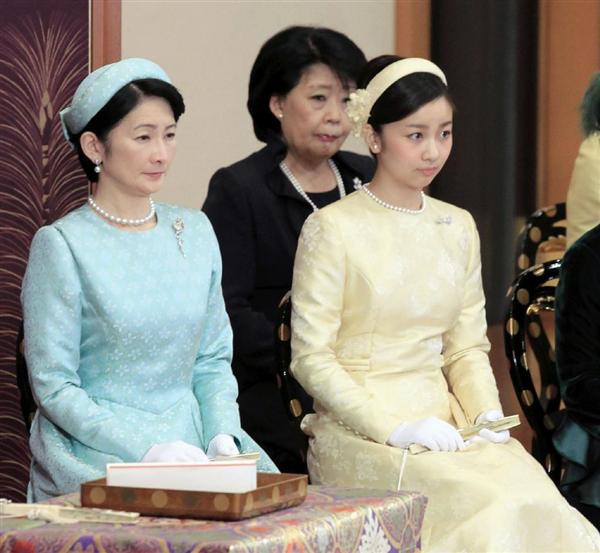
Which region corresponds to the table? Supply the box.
[0,486,426,553]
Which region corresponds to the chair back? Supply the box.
[515,202,566,274]
[275,291,313,423]
[504,259,562,483]
[16,322,36,432]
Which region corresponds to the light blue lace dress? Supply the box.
[22,203,277,501]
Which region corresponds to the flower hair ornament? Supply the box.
[346,57,447,137]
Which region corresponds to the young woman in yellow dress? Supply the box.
[290,55,600,552]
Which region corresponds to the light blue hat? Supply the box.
[59,57,171,142]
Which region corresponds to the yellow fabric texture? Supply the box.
[291,191,600,552]
[567,133,600,248]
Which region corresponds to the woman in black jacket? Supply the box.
[203,26,373,473]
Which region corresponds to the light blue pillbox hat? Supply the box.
[60,57,171,142]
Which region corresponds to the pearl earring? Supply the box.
[94,159,102,174]
[371,145,379,153]
[277,113,283,119]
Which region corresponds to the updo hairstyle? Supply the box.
[360,55,453,134]
[580,72,600,137]
[247,25,366,143]
[70,79,185,182]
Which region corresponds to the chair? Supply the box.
[274,291,313,424]
[514,202,566,275]
[274,291,313,472]
[510,202,566,481]
[504,259,562,483]
[15,322,36,432]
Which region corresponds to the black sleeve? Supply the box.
[336,151,376,190]
[556,240,600,429]
[203,168,276,389]
[354,154,376,182]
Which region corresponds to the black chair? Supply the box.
[274,291,313,472]
[514,202,566,275]
[510,202,566,481]
[513,204,566,372]
[504,259,562,484]
[15,322,36,432]
[274,291,313,424]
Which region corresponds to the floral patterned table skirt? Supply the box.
[0,486,426,553]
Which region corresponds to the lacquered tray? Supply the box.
[81,472,308,520]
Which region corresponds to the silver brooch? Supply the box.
[435,216,452,225]
[353,177,363,190]
[173,218,185,257]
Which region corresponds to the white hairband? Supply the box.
[346,57,447,137]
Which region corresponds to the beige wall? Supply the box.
[537,0,600,207]
[121,0,394,208]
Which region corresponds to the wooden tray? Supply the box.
[81,472,308,520]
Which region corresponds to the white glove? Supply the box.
[472,409,510,444]
[206,434,239,459]
[387,416,465,452]
[141,440,209,463]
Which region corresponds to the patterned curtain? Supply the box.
[0,0,89,501]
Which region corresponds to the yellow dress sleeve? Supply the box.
[567,134,600,248]
[441,212,503,423]
[291,211,399,445]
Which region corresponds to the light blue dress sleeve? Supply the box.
[22,226,150,461]
[193,219,242,447]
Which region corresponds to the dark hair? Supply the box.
[71,78,185,182]
[247,26,366,143]
[581,72,600,136]
[359,55,453,133]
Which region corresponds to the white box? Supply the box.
[106,460,257,493]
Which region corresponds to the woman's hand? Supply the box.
[206,434,240,459]
[142,440,208,462]
[471,409,510,444]
[387,416,465,451]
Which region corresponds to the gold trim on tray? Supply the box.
[81,472,308,520]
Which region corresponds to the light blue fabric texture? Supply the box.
[21,203,277,501]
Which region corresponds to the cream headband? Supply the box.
[346,57,447,137]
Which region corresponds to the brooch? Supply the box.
[173,218,185,257]
[435,216,452,225]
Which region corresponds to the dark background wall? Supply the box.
[0,0,88,501]
[430,0,538,323]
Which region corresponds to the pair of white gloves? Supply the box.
[387,410,510,452]
[142,433,239,463]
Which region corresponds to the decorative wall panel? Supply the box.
[0,0,88,501]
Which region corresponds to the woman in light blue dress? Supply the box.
[22,58,277,501]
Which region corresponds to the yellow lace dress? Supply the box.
[291,190,600,552]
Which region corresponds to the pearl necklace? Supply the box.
[361,185,426,214]
[279,159,346,212]
[88,196,156,226]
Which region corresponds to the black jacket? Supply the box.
[554,223,600,519]
[203,140,374,471]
